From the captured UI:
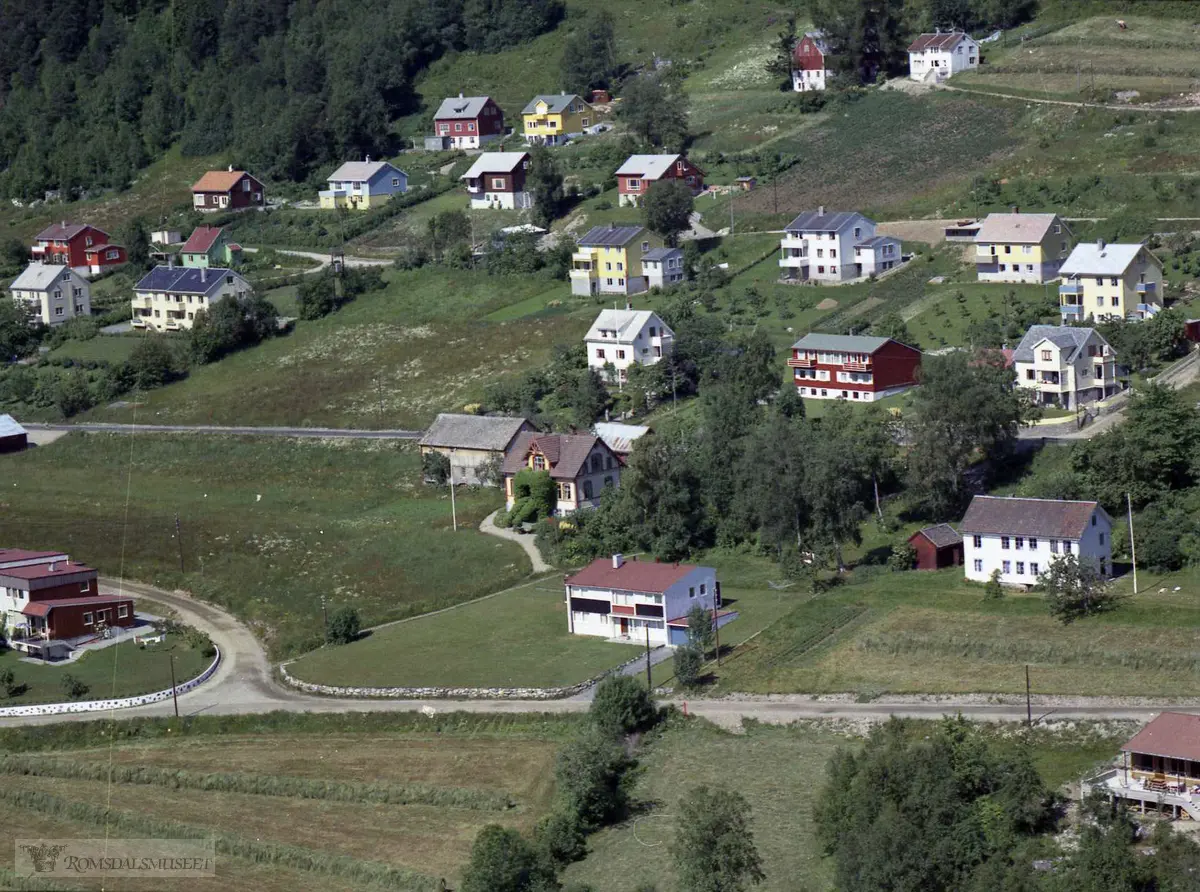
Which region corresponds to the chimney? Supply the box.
[200,268,207,284]
[609,221,616,230]
[612,554,624,569]
[1097,238,1106,251]
[365,154,371,164]
[228,164,234,172]
[1011,205,1019,214]
[817,205,825,216]
[48,562,57,572]
[459,91,464,99]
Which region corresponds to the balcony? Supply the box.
[1059,282,1083,296]
[787,356,816,368]
[842,360,871,372]
[1060,304,1083,319]
[1136,281,1156,294]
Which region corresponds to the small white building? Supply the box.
[151,229,182,246]
[852,236,903,277]
[642,248,686,290]
[1012,325,1119,410]
[961,495,1113,586]
[459,152,533,210]
[593,422,651,458]
[585,308,674,384]
[779,208,894,283]
[908,31,980,82]
[564,554,735,646]
[8,264,91,326]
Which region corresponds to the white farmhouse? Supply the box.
[779,208,901,283]
[8,264,91,326]
[961,495,1113,586]
[564,554,736,646]
[585,308,674,384]
[1012,325,1119,410]
[908,31,980,82]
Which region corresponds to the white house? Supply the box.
[779,208,900,283]
[1058,240,1164,323]
[908,31,979,81]
[8,264,91,326]
[1012,325,1119,410]
[564,554,736,646]
[961,495,1113,585]
[642,248,687,290]
[131,264,253,333]
[585,308,674,384]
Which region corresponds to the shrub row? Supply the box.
[0,756,515,811]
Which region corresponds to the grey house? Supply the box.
[419,414,535,485]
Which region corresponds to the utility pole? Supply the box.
[449,451,458,531]
[645,625,652,689]
[713,605,721,667]
[1025,664,1032,729]
[729,189,734,235]
[1127,492,1138,595]
[174,514,184,574]
[321,594,329,643]
[170,654,179,718]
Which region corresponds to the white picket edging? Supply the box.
[0,647,221,717]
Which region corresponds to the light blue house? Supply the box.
[320,158,409,210]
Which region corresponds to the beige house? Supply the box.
[501,431,622,514]
[131,264,253,332]
[418,414,534,486]
[1012,325,1119,410]
[1058,240,1164,323]
[8,264,91,326]
[974,212,1073,284]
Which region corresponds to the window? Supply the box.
[689,587,696,598]
[596,349,605,359]
[1110,277,1119,286]
[454,123,462,132]
[605,262,612,271]
[700,584,707,595]
[54,306,64,316]
[973,559,983,573]
[242,178,251,192]
[999,264,1006,272]
[118,605,129,618]
[1023,244,1032,255]
[1112,296,1119,307]
[583,480,594,499]
[618,279,624,286]
[1025,369,1034,381]
[1028,538,1038,550]
[392,177,400,187]
[1050,539,1059,554]
[831,266,837,274]
[616,262,624,271]
[83,612,94,626]
[491,177,506,189]
[1099,532,1105,545]
[628,179,642,191]
[1040,350,1052,361]
[617,350,626,359]
[830,249,837,258]
[532,455,546,470]
[816,248,824,258]
[1026,264,1033,272]
[603,475,613,487]
[642,242,650,252]
[1016,562,1025,575]
[854,227,861,239]
[1063,542,1073,554]
[1004,245,1012,254]
[1002,561,1011,574]
[973,535,982,548]
[1091,515,1097,526]
[556,482,572,501]
[648,326,656,337]
[1001,536,1010,550]
[1015,537,1024,550]
[80,580,90,592]
[1030,563,1039,576]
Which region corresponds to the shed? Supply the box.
[0,415,28,453]
[908,523,963,570]
[1185,319,1200,344]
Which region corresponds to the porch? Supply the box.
[1083,768,1200,820]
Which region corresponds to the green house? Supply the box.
[179,226,242,269]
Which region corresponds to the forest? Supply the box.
[0,0,564,200]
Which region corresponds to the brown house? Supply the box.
[615,154,705,207]
[501,432,623,514]
[191,168,265,213]
[1082,713,1200,820]
[1,559,135,643]
[460,152,533,210]
[908,524,964,570]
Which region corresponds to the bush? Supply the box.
[534,809,587,866]
[59,674,89,700]
[887,543,916,573]
[421,451,450,485]
[589,675,658,739]
[327,607,361,645]
[673,646,704,689]
[554,732,635,830]
[984,569,1004,601]
[460,825,557,892]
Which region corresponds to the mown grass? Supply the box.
[46,334,146,365]
[0,434,528,659]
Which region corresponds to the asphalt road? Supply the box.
[0,578,1193,730]
[21,423,423,440]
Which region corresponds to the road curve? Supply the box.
[1,578,1194,729]
[22,423,423,440]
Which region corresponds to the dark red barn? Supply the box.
[908,524,964,570]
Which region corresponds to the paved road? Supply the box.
[243,246,393,274]
[0,578,1194,730]
[479,509,551,572]
[22,422,423,440]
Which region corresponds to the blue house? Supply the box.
[320,159,408,210]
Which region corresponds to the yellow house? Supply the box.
[1058,239,1164,323]
[973,212,1073,284]
[570,224,665,296]
[522,93,595,147]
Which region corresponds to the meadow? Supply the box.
[0,434,528,660]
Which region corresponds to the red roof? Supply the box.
[1123,713,1200,762]
[566,556,700,594]
[34,222,107,242]
[2,561,95,580]
[192,170,258,193]
[0,548,68,566]
[181,226,224,254]
[21,595,131,618]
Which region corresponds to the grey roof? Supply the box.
[615,154,683,179]
[1060,241,1154,278]
[434,95,492,120]
[327,160,406,183]
[585,309,671,343]
[785,210,870,233]
[791,333,891,353]
[974,213,1061,244]
[913,523,962,548]
[642,247,682,262]
[577,224,646,247]
[960,496,1106,540]
[593,422,650,455]
[855,236,899,248]
[9,264,76,292]
[461,152,529,179]
[1012,325,1104,364]
[522,93,586,114]
[804,31,832,54]
[0,414,26,438]
[134,266,243,297]
[419,414,530,452]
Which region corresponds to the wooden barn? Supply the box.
[0,415,28,453]
[908,523,964,570]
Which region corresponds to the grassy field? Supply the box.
[903,279,1059,350]
[46,334,146,365]
[0,632,211,706]
[0,434,528,660]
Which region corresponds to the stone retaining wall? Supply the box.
[0,647,222,718]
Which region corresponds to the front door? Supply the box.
[619,617,629,636]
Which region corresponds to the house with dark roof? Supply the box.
[179,226,241,269]
[500,432,623,514]
[1012,325,1119,409]
[1083,713,1200,820]
[522,93,595,146]
[431,95,505,149]
[792,31,834,92]
[974,212,1073,283]
[320,159,408,210]
[564,553,735,645]
[191,168,265,212]
[643,247,686,290]
[131,265,252,332]
[570,224,668,296]
[585,308,674,384]
[615,154,704,207]
[418,414,535,486]
[30,222,125,277]
[788,332,921,402]
[779,208,900,283]
[0,415,28,453]
[0,556,134,646]
[908,524,963,571]
[908,30,979,81]
[460,152,532,210]
[1059,239,1164,323]
[961,495,1112,586]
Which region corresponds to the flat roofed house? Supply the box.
[974,212,1073,284]
[418,414,535,486]
[500,431,623,514]
[961,495,1112,587]
[460,152,533,210]
[1084,713,1200,820]
[564,553,735,645]
[9,264,91,326]
[1059,239,1164,323]
[1011,324,1119,410]
[320,159,408,210]
[788,332,921,402]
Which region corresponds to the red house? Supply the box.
[431,95,505,149]
[31,223,126,277]
[0,559,134,643]
[191,168,265,213]
[792,32,833,91]
[615,154,705,207]
[908,524,964,570]
[788,333,922,402]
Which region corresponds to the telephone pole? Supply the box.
[320,595,329,643]
[1025,664,1032,728]
[174,514,184,573]
[170,654,179,718]
[645,625,652,689]
[449,450,458,531]
[1127,492,1138,595]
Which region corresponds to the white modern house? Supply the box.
[908,31,980,81]
[779,209,900,283]
[131,264,253,332]
[8,264,91,326]
[585,308,674,384]
[1012,325,1119,410]
[1058,240,1164,323]
[643,248,686,290]
[563,554,735,646]
[961,495,1113,586]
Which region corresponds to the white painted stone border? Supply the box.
[279,649,649,700]
[0,647,221,717]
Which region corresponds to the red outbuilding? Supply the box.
[908,524,965,570]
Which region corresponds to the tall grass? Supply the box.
[756,603,869,668]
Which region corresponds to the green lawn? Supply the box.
[47,334,146,364]
[0,633,210,706]
[903,280,1059,351]
[0,434,529,660]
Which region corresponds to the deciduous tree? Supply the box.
[1041,553,1119,624]
[560,10,618,93]
[643,179,694,247]
[672,785,765,892]
[617,70,689,150]
[460,825,557,892]
[527,147,565,228]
